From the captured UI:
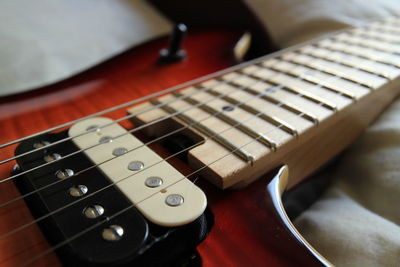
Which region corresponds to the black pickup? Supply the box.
[14,131,212,266]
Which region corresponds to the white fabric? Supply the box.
[295,100,400,266]
[246,0,400,47]
[244,0,400,265]
[0,0,172,96]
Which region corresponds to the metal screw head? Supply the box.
[222,105,234,112]
[55,169,74,179]
[33,140,50,149]
[68,185,88,197]
[128,161,144,171]
[102,225,124,241]
[44,153,62,163]
[145,177,163,188]
[86,125,100,132]
[165,194,184,207]
[83,205,104,219]
[112,147,128,157]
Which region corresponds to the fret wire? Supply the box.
[307,45,398,79]
[334,33,400,55]
[282,55,375,91]
[244,70,338,111]
[351,29,400,45]
[222,78,319,124]
[292,51,379,89]
[197,87,299,136]
[262,58,370,99]
[303,45,390,81]
[262,59,357,99]
[334,34,400,57]
[321,39,400,68]
[368,23,400,36]
[173,92,278,150]
[150,99,255,163]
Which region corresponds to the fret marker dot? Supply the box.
[128,161,144,171]
[222,105,234,111]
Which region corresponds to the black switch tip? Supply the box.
[159,23,187,63]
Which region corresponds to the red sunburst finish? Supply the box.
[0,30,320,266]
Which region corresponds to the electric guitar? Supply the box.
[1,17,400,266]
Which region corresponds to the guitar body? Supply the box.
[0,30,323,266]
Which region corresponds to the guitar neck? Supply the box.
[128,17,400,189]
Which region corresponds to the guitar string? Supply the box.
[0,23,390,176]
[0,32,386,242]
[0,67,296,207]
[0,38,302,159]
[0,50,378,247]
[19,88,346,267]
[0,21,371,164]
[0,42,346,186]
[0,50,354,210]
[1,49,373,243]
[0,16,392,153]
[5,20,397,265]
[0,54,313,184]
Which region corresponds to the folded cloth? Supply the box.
[245,0,400,47]
[244,0,400,265]
[0,0,171,96]
[295,99,400,266]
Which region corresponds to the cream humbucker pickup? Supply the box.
[69,117,207,227]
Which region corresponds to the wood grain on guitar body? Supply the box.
[1,17,400,266]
